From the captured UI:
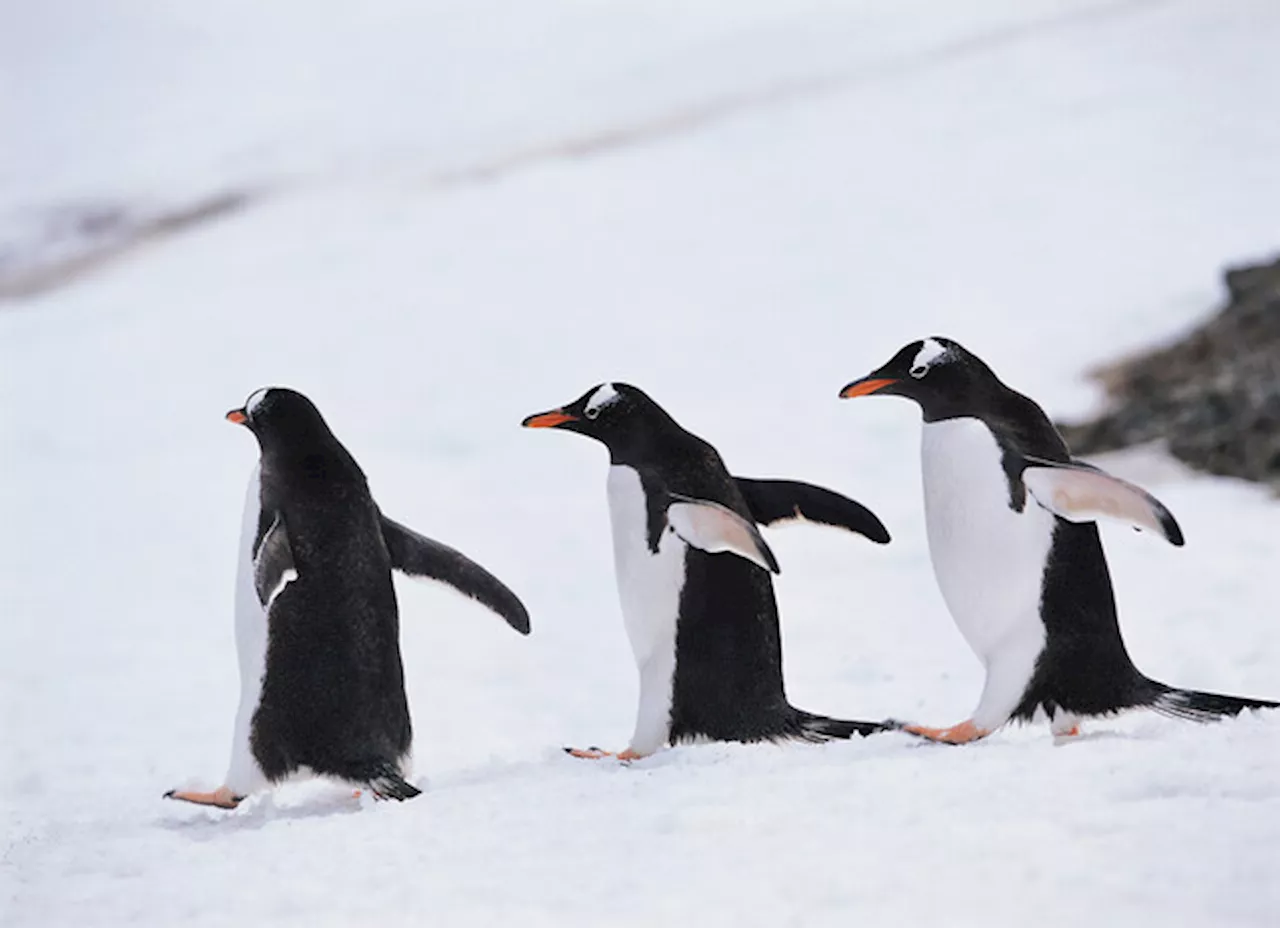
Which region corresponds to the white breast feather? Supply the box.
[223,463,270,795]
[921,418,1053,727]
[606,465,686,756]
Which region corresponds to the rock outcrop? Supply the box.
[1059,256,1280,489]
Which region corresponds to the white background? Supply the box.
[3,2,1278,925]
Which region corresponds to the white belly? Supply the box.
[607,465,687,755]
[224,463,269,794]
[922,418,1054,664]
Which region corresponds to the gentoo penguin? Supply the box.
[522,382,892,759]
[840,337,1278,743]
[165,387,530,808]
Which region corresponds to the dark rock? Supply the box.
[0,191,252,303]
[1058,255,1280,490]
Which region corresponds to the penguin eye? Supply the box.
[909,364,928,379]
[584,406,601,420]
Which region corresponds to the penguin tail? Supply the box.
[789,709,894,742]
[1149,684,1279,723]
[365,763,422,802]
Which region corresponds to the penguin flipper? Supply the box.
[380,516,531,634]
[253,513,297,609]
[666,495,780,574]
[734,477,891,544]
[1021,457,1185,546]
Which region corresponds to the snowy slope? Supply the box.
[3,1,1280,926]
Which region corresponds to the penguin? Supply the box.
[522,382,892,760]
[840,337,1278,743]
[165,387,530,808]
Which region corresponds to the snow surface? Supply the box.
[4,1,1280,925]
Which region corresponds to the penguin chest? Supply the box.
[606,465,687,667]
[226,464,270,792]
[921,418,1054,661]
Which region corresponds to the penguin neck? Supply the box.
[260,443,366,492]
[605,422,711,472]
[922,384,1072,464]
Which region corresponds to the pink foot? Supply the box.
[902,719,990,745]
[164,785,243,809]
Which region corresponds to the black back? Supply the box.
[853,340,1157,716]
[235,388,413,783]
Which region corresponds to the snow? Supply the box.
[4,1,1280,925]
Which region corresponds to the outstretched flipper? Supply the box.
[253,513,297,609]
[735,477,891,544]
[381,516,531,634]
[1021,457,1184,546]
[666,494,780,573]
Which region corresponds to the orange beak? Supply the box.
[226,409,248,424]
[521,409,577,428]
[839,378,897,399]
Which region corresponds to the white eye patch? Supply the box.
[910,339,950,378]
[245,388,271,415]
[584,382,620,419]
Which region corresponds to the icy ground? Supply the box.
[3,1,1280,925]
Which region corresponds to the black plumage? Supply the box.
[524,383,891,751]
[844,338,1277,734]
[232,387,528,800]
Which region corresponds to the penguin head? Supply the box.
[226,387,335,453]
[840,337,997,420]
[522,382,674,454]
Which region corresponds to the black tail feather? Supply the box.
[365,763,422,802]
[789,709,894,742]
[1150,684,1279,723]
